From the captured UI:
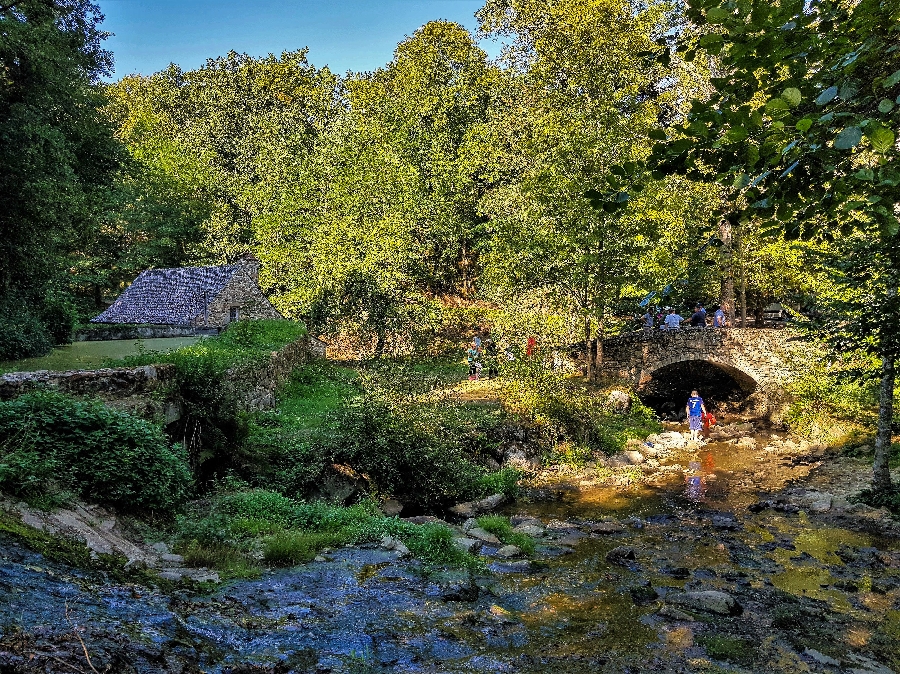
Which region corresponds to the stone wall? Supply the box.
[0,364,176,401]
[75,325,220,341]
[225,336,314,412]
[597,328,800,419]
[205,263,282,327]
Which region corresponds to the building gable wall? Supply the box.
[205,264,282,327]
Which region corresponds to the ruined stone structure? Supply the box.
[92,255,281,329]
[598,328,800,417]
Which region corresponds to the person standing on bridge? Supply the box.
[713,305,727,328]
[686,390,707,442]
[663,308,683,330]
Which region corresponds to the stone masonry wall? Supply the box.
[0,364,176,401]
[204,264,282,327]
[598,328,800,419]
[225,336,314,412]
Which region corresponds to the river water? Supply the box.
[2,429,899,673]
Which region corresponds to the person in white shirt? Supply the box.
[713,306,727,328]
[663,308,683,330]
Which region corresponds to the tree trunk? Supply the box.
[373,330,386,360]
[719,219,735,320]
[596,318,604,369]
[740,279,747,328]
[873,353,895,491]
[585,316,592,380]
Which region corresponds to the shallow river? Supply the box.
[2,431,899,673]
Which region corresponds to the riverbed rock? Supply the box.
[657,431,687,449]
[802,491,834,513]
[453,537,482,554]
[587,521,626,535]
[448,493,506,518]
[488,560,533,573]
[667,590,742,616]
[513,523,545,536]
[605,546,636,566]
[380,499,404,516]
[462,518,478,532]
[467,527,502,545]
[495,545,521,558]
[439,579,479,602]
[159,553,184,565]
[803,649,839,666]
[379,536,411,557]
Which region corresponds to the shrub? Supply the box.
[0,303,52,360]
[118,319,307,479]
[0,392,191,513]
[40,291,78,345]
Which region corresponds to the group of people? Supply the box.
[643,304,727,331]
[465,333,499,381]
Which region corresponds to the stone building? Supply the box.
[92,256,282,328]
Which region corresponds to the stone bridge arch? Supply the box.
[597,328,798,418]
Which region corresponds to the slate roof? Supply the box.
[92,264,241,325]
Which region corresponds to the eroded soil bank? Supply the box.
[1,423,899,674]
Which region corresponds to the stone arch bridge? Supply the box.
[596,328,801,417]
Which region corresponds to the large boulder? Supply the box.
[449,493,506,518]
[667,590,742,616]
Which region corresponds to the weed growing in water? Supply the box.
[476,515,535,555]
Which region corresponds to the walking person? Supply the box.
[484,335,498,378]
[686,389,707,442]
[642,309,654,332]
[663,308,683,330]
[466,340,480,381]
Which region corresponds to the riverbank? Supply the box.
[2,420,898,674]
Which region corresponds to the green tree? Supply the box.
[475,0,719,372]
[647,0,900,488]
[0,0,123,351]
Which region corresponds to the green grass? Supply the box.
[476,515,535,555]
[0,337,201,374]
[178,541,262,580]
[176,489,483,571]
[272,363,358,433]
[263,531,346,566]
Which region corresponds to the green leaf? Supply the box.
[724,126,748,143]
[706,7,730,23]
[833,127,862,150]
[854,168,874,181]
[765,98,789,118]
[781,87,801,107]
[878,99,895,114]
[648,128,667,141]
[795,118,813,133]
[868,127,896,154]
[732,173,751,188]
[815,86,838,106]
[884,69,900,88]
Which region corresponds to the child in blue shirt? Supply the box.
[686,390,707,441]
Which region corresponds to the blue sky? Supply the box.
[98,0,496,80]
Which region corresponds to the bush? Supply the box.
[118,319,307,479]
[0,392,191,513]
[0,303,52,360]
[40,291,78,345]
[501,369,661,455]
